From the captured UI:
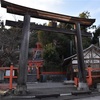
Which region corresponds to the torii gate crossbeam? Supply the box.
[6,20,92,37]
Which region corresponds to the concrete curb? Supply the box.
[4,91,91,99]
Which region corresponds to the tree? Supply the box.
[37,21,75,71]
[79,11,90,19]
[92,26,100,45]
[43,43,60,62]
[29,30,38,48]
[0,27,22,66]
[37,22,61,71]
[38,21,59,47]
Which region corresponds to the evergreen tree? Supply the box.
[92,26,100,45]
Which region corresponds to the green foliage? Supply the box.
[43,43,61,71]
[56,34,73,58]
[94,26,100,37]
[43,43,60,63]
[38,30,58,47]
[82,37,91,49]
[92,26,100,44]
[38,31,52,46]
[37,21,74,71]
[79,11,90,19]
[79,11,91,31]
[29,30,38,48]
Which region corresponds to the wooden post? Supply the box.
[36,66,40,81]
[15,14,30,95]
[74,23,89,90]
[9,64,13,90]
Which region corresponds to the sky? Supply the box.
[0,0,100,30]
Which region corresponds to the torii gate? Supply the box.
[1,0,95,94]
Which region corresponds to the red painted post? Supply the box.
[9,64,13,90]
[87,67,92,86]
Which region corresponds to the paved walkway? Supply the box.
[74,96,100,100]
[0,82,100,100]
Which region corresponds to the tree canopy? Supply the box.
[79,11,90,19]
[92,26,100,45]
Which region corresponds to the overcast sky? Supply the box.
[0,0,100,28]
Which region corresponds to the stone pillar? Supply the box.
[15,14,30,95]
[74,23,89,91]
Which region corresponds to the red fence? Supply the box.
[74,67,100,87]
[0,65,18,90]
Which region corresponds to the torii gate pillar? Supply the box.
[15,14,30,94]
[74,22,89,90]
